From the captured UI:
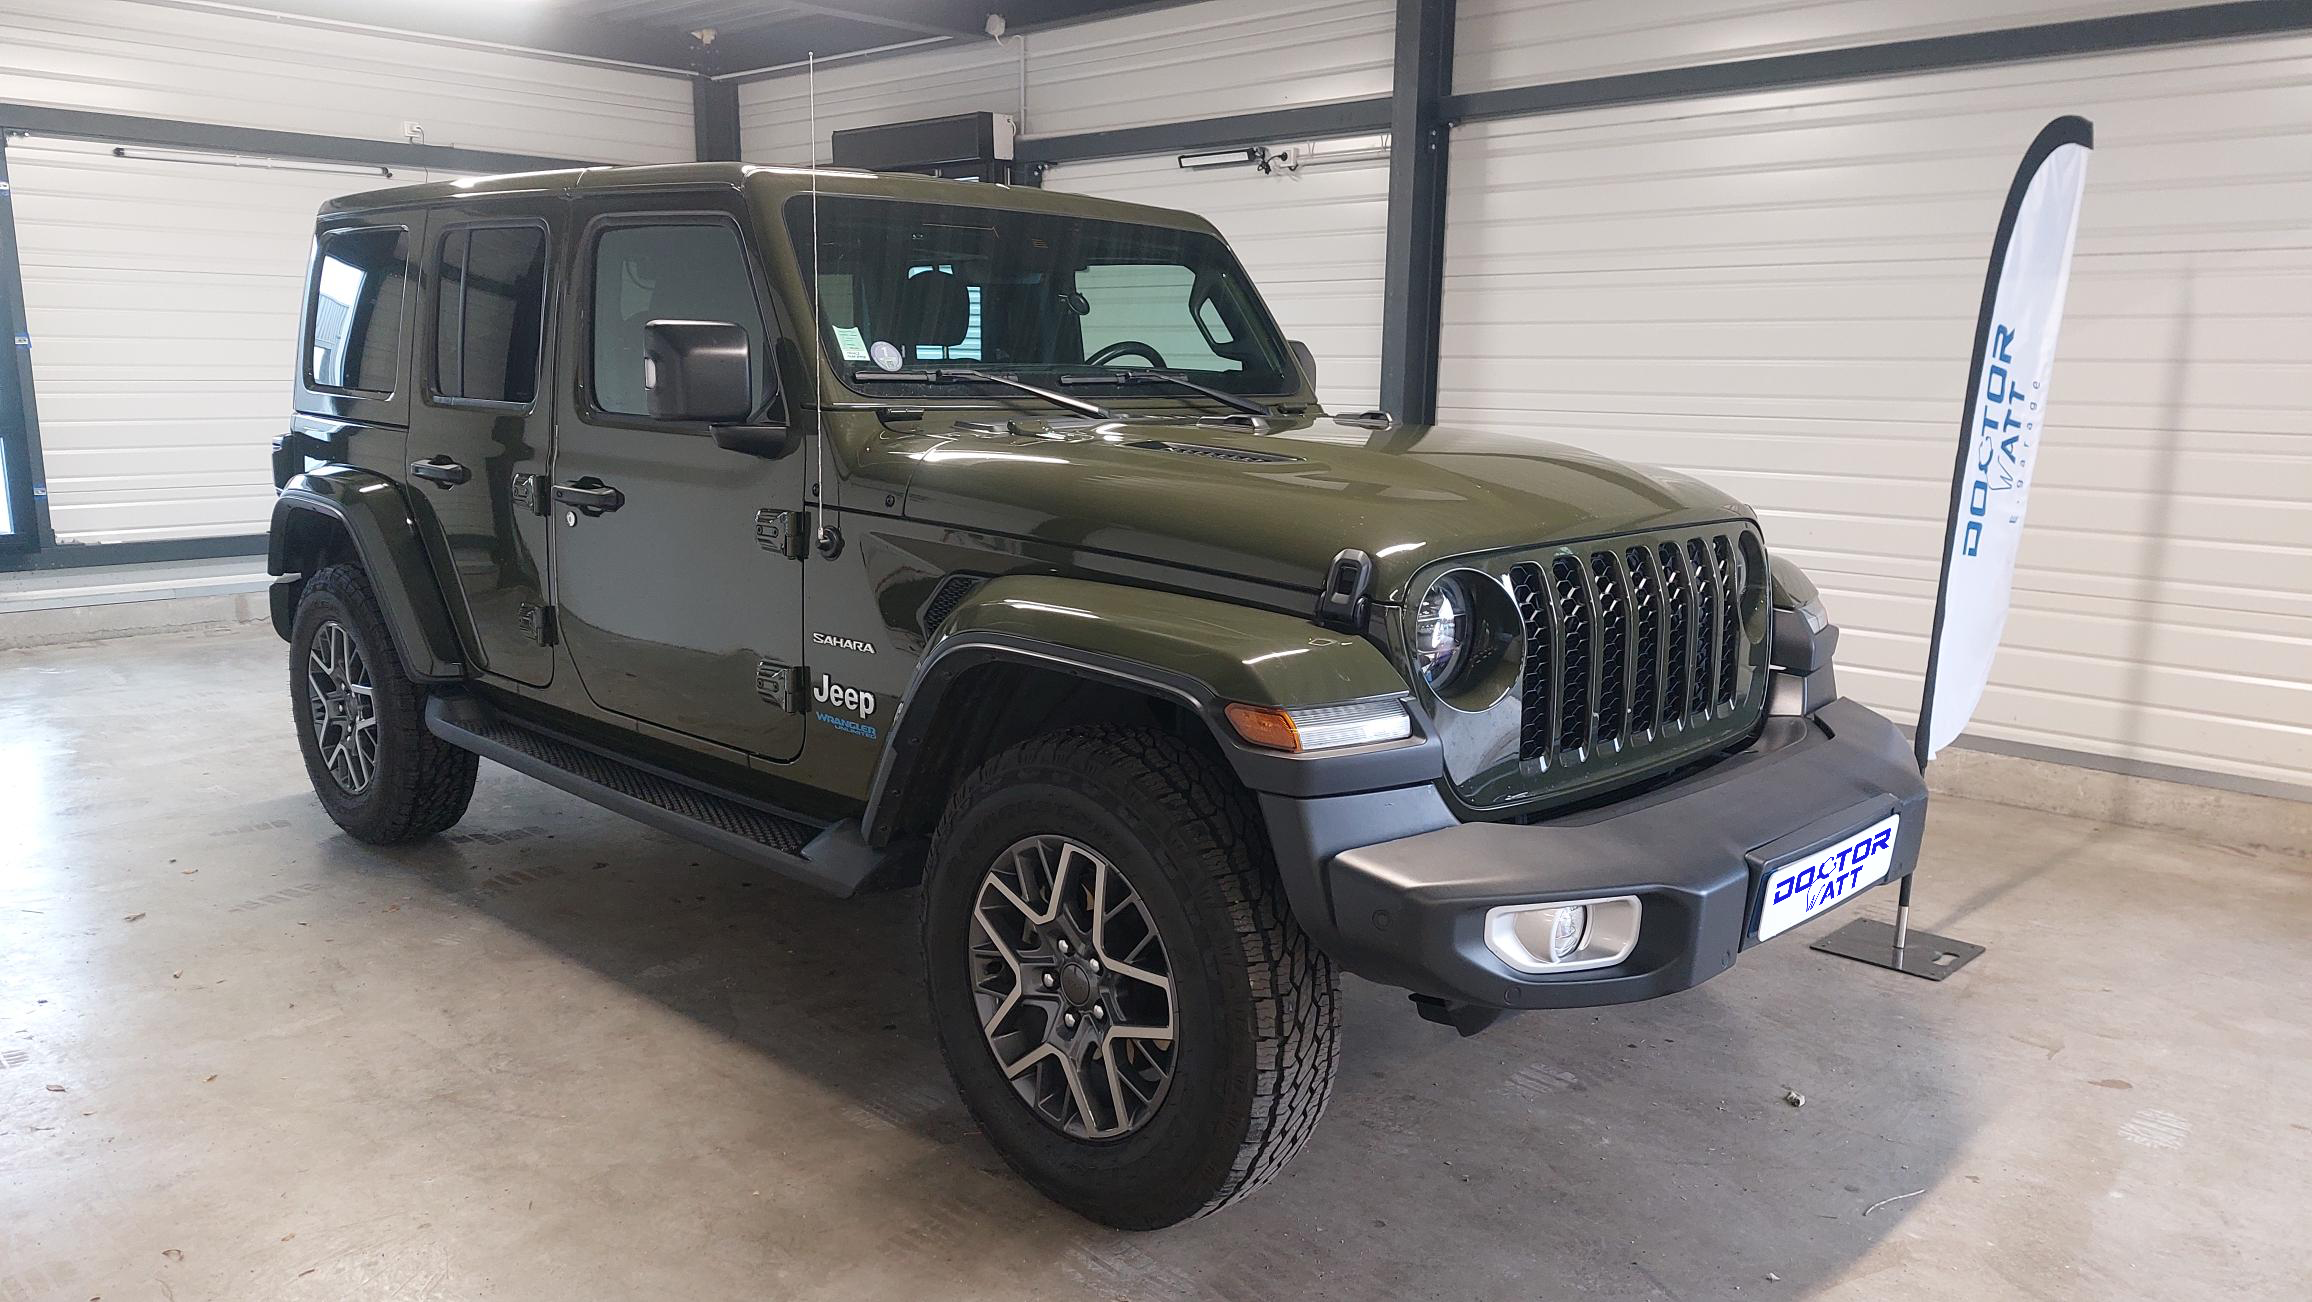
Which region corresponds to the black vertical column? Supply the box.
[0,134,53,552]
[1378,0,1454,424]
[693,76,742,162]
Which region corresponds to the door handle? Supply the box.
[408,455,470,488]
[552,477,625,515]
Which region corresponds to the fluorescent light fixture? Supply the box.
[1178,147,1265,171]
[108,146,390,180]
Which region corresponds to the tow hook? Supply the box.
[1411,994,1505,1037]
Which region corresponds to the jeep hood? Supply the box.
[887,414,1756,604]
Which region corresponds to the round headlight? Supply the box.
[1413,575,1472,690]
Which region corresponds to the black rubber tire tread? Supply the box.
[289,563,477,844]
[923,724,1340,1227]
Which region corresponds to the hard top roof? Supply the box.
[320,162,1212,235]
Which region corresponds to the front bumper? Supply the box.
[1260,697,1927,1009]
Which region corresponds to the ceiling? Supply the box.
[218,0,1196,77]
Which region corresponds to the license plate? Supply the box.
[1755,814,1900,941]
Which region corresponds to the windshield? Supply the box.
[784,195,1298,398]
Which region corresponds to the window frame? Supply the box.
[573,208,788,436]
[425,217,552,414]
[302,223,412,399]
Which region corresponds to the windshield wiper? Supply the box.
[857,367,1115,420]
[1058,370,1271,418]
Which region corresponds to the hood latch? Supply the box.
[1315,548,1375,632]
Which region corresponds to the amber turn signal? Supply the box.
[1225,703,1302,752]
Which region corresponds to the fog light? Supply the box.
[1484,896,1641,974]
[1547,905,1587,962]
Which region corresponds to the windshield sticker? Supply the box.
[869,340,904,372]
[832,325,870,362]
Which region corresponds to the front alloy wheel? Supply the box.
[304,619,380,795]
[924,726,1342,1229]
[970,834,1177,1140]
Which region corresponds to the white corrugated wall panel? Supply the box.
[1455,0,2236,94]
[0,0,694,546]
[738,0,1393,164]
[1045,139,1391,413]
[8,141,472,542]
[0,0,692,164]
[1438,35,2312,790]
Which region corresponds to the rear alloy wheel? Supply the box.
[304,619,380,796]
[925,725,1341,1229]
[288,563,477,844]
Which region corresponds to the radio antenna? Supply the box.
[807,51,837,559]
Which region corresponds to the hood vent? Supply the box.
[1125,439,1303,465]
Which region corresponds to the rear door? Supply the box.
[407,196,559,686]
[549,194,808,761]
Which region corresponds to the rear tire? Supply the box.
[288,563,476,844]
[923,725,1340,1229]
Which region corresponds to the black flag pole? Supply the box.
[1815,115,2095,979]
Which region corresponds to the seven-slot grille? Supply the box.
[1507,528,1763,771]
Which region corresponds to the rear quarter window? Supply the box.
[308,226,410,395]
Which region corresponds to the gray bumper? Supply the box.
[1260,697,1928,1009]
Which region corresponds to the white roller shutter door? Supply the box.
[7,142,472,543]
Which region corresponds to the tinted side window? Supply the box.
[591,222,768,418]
[309,227,409,393]
[435,225,548,405]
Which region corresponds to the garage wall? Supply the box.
[1454,0,2236,92]
[0,0,692,164]
[0,0,696,547]
[735,0,1393,164]
[1044,140,1391,414]
[1437,33,2312,792]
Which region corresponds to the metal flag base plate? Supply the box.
[1812,917,1984,980]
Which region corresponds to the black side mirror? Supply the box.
[1288,339,1318,390]
[643,320,753,423]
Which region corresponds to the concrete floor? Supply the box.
[4,624,2307,1302]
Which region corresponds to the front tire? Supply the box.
[923,726,1341,1228]
[288,563,477,844]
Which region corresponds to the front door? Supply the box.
[549,198,808,762]
[406,203,558,686]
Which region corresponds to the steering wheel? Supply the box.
[1085,340,1168,368]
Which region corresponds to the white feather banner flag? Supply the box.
[1917,117,2095,766]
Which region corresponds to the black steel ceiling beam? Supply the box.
[1449,0,2312,123]
[0,103,597,174]
[1016,98,1393,167]
[1378,0,1453,425]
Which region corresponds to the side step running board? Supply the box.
[424,696,907,897]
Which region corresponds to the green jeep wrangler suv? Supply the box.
[268,163,1924,1229]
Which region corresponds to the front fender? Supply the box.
[937,575,1412,709]
[269,467,466,682]
[867,575,1440,828]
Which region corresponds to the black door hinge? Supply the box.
[756,659,800,711]
[518,603,558,646]
[1315,548,1374,632]
[511,472,548,516]
[755,508,807,560]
